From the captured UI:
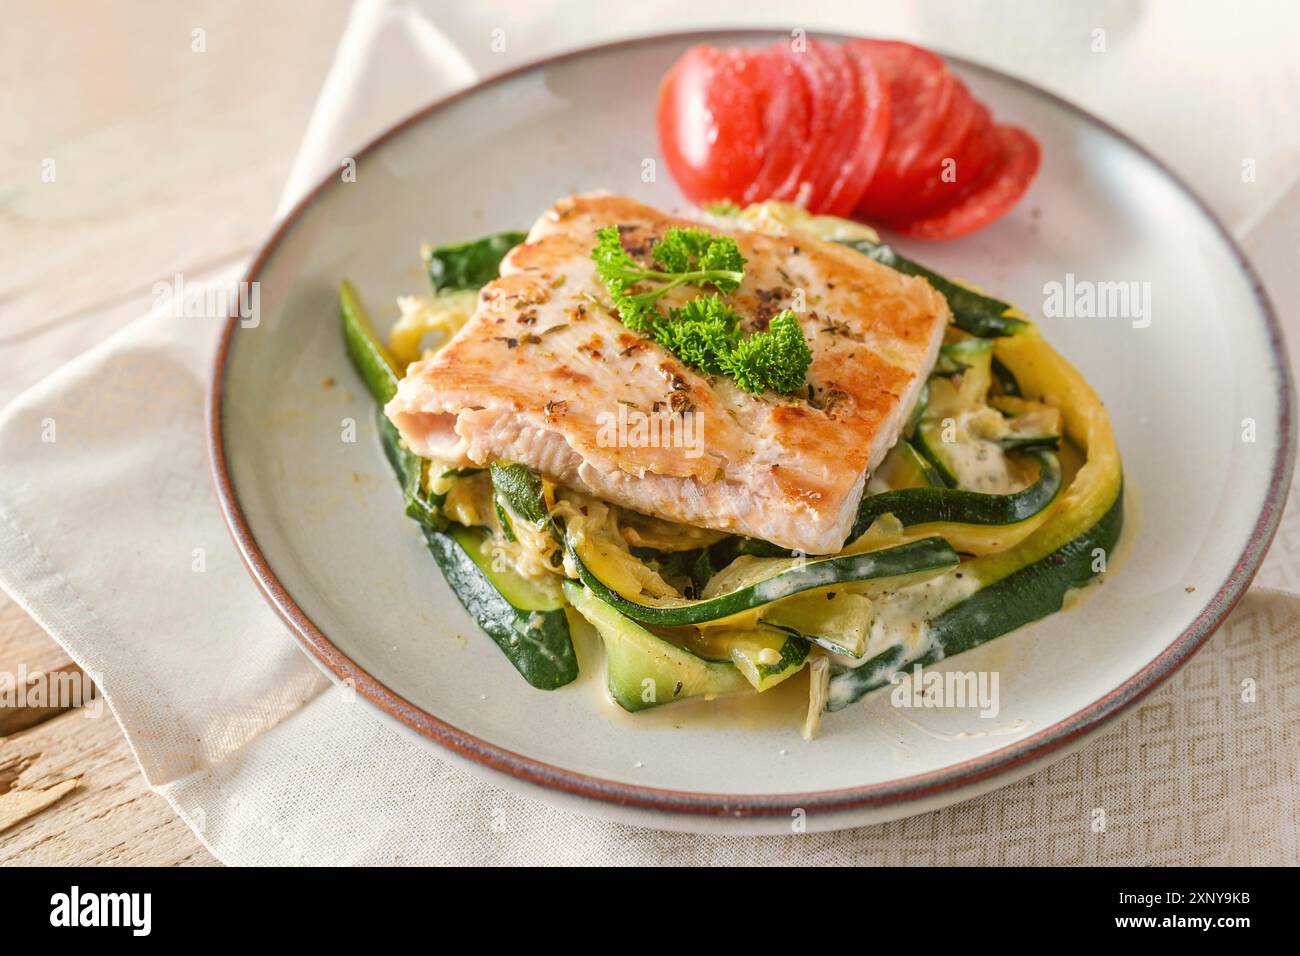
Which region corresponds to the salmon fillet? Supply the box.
[386,194,949,554]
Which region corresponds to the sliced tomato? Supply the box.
[847,39,951,212]
[893,62,961,179]
[891,87,989,217]
[657,36,1041,239]
[776,38,835,205]
[657,45,763,206]
[903,78,977,203]
[789,40,862,212]
[887,125,1041,240]
[942,100,999,205]
[740,47,812,205]
[824,41,892,216]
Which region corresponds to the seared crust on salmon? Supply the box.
[386,194,949,553]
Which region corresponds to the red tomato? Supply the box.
[902,78,978,206]
[931,101,999,210]
[740,47,812,205]
[790,40,862,213]
[656,37,1040,238]
[867,77,980,219]
[888,125,1041,240]
[828,42,892,217]
[775,39,835,205]
[848,40,951,215]
[657,45,763,206]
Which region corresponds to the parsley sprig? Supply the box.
[724,311,813,395]
[591,225,812,396]
[593,226,744,333]
[652,294,737,375]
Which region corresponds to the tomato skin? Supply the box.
[898,77,978,211]
[827,42,892,217]
[848,40,950,214]
[657,45,763,206]
[923,100,998,213]
[740,48,812,205]
[774,40,835,205]
[887,125,1041,240]
[792,40,861,213]
[861,77,981,220]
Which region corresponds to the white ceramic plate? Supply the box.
[210,31,1293,833]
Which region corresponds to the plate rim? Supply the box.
[207,28,1296,819]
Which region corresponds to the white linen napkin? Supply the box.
[1,0,1297,865]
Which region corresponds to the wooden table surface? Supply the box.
[0,0,352,866]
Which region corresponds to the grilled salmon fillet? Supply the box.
[386,194,950,554]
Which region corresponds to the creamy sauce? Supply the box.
[944,433,1017,492]
[938,406,1037,493]
[855,568,982,665]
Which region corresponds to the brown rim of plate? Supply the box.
[207,29,1295,819]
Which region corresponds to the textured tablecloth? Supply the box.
[1,0,1297,864]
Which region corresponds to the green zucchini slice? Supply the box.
[340,280,400,405]
[911,419,962,487]
[998,433,1061,451]
[726,629,810,691]
[933,337,995,380]
[379,413,448,531]
[675,624,812,691]
[376,420,576,689]
[850,449,1061,540]
[904,380,930,441]
[341,280,447,528]
[427,526,578,690]
[761,591,873,657]
[827,490,1123,709]
[564,582,750,711]
[991,356,1022,397]
[871,439,945,492]
[989,396,1063,450]
[489,461,554,530]
[568,536,960,628]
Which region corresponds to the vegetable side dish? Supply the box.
[340,192,1122,737]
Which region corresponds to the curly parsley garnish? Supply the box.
[652,294,738,375]
[592,226,744,332]
[723,311,811,395]
[591,225,811,395]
